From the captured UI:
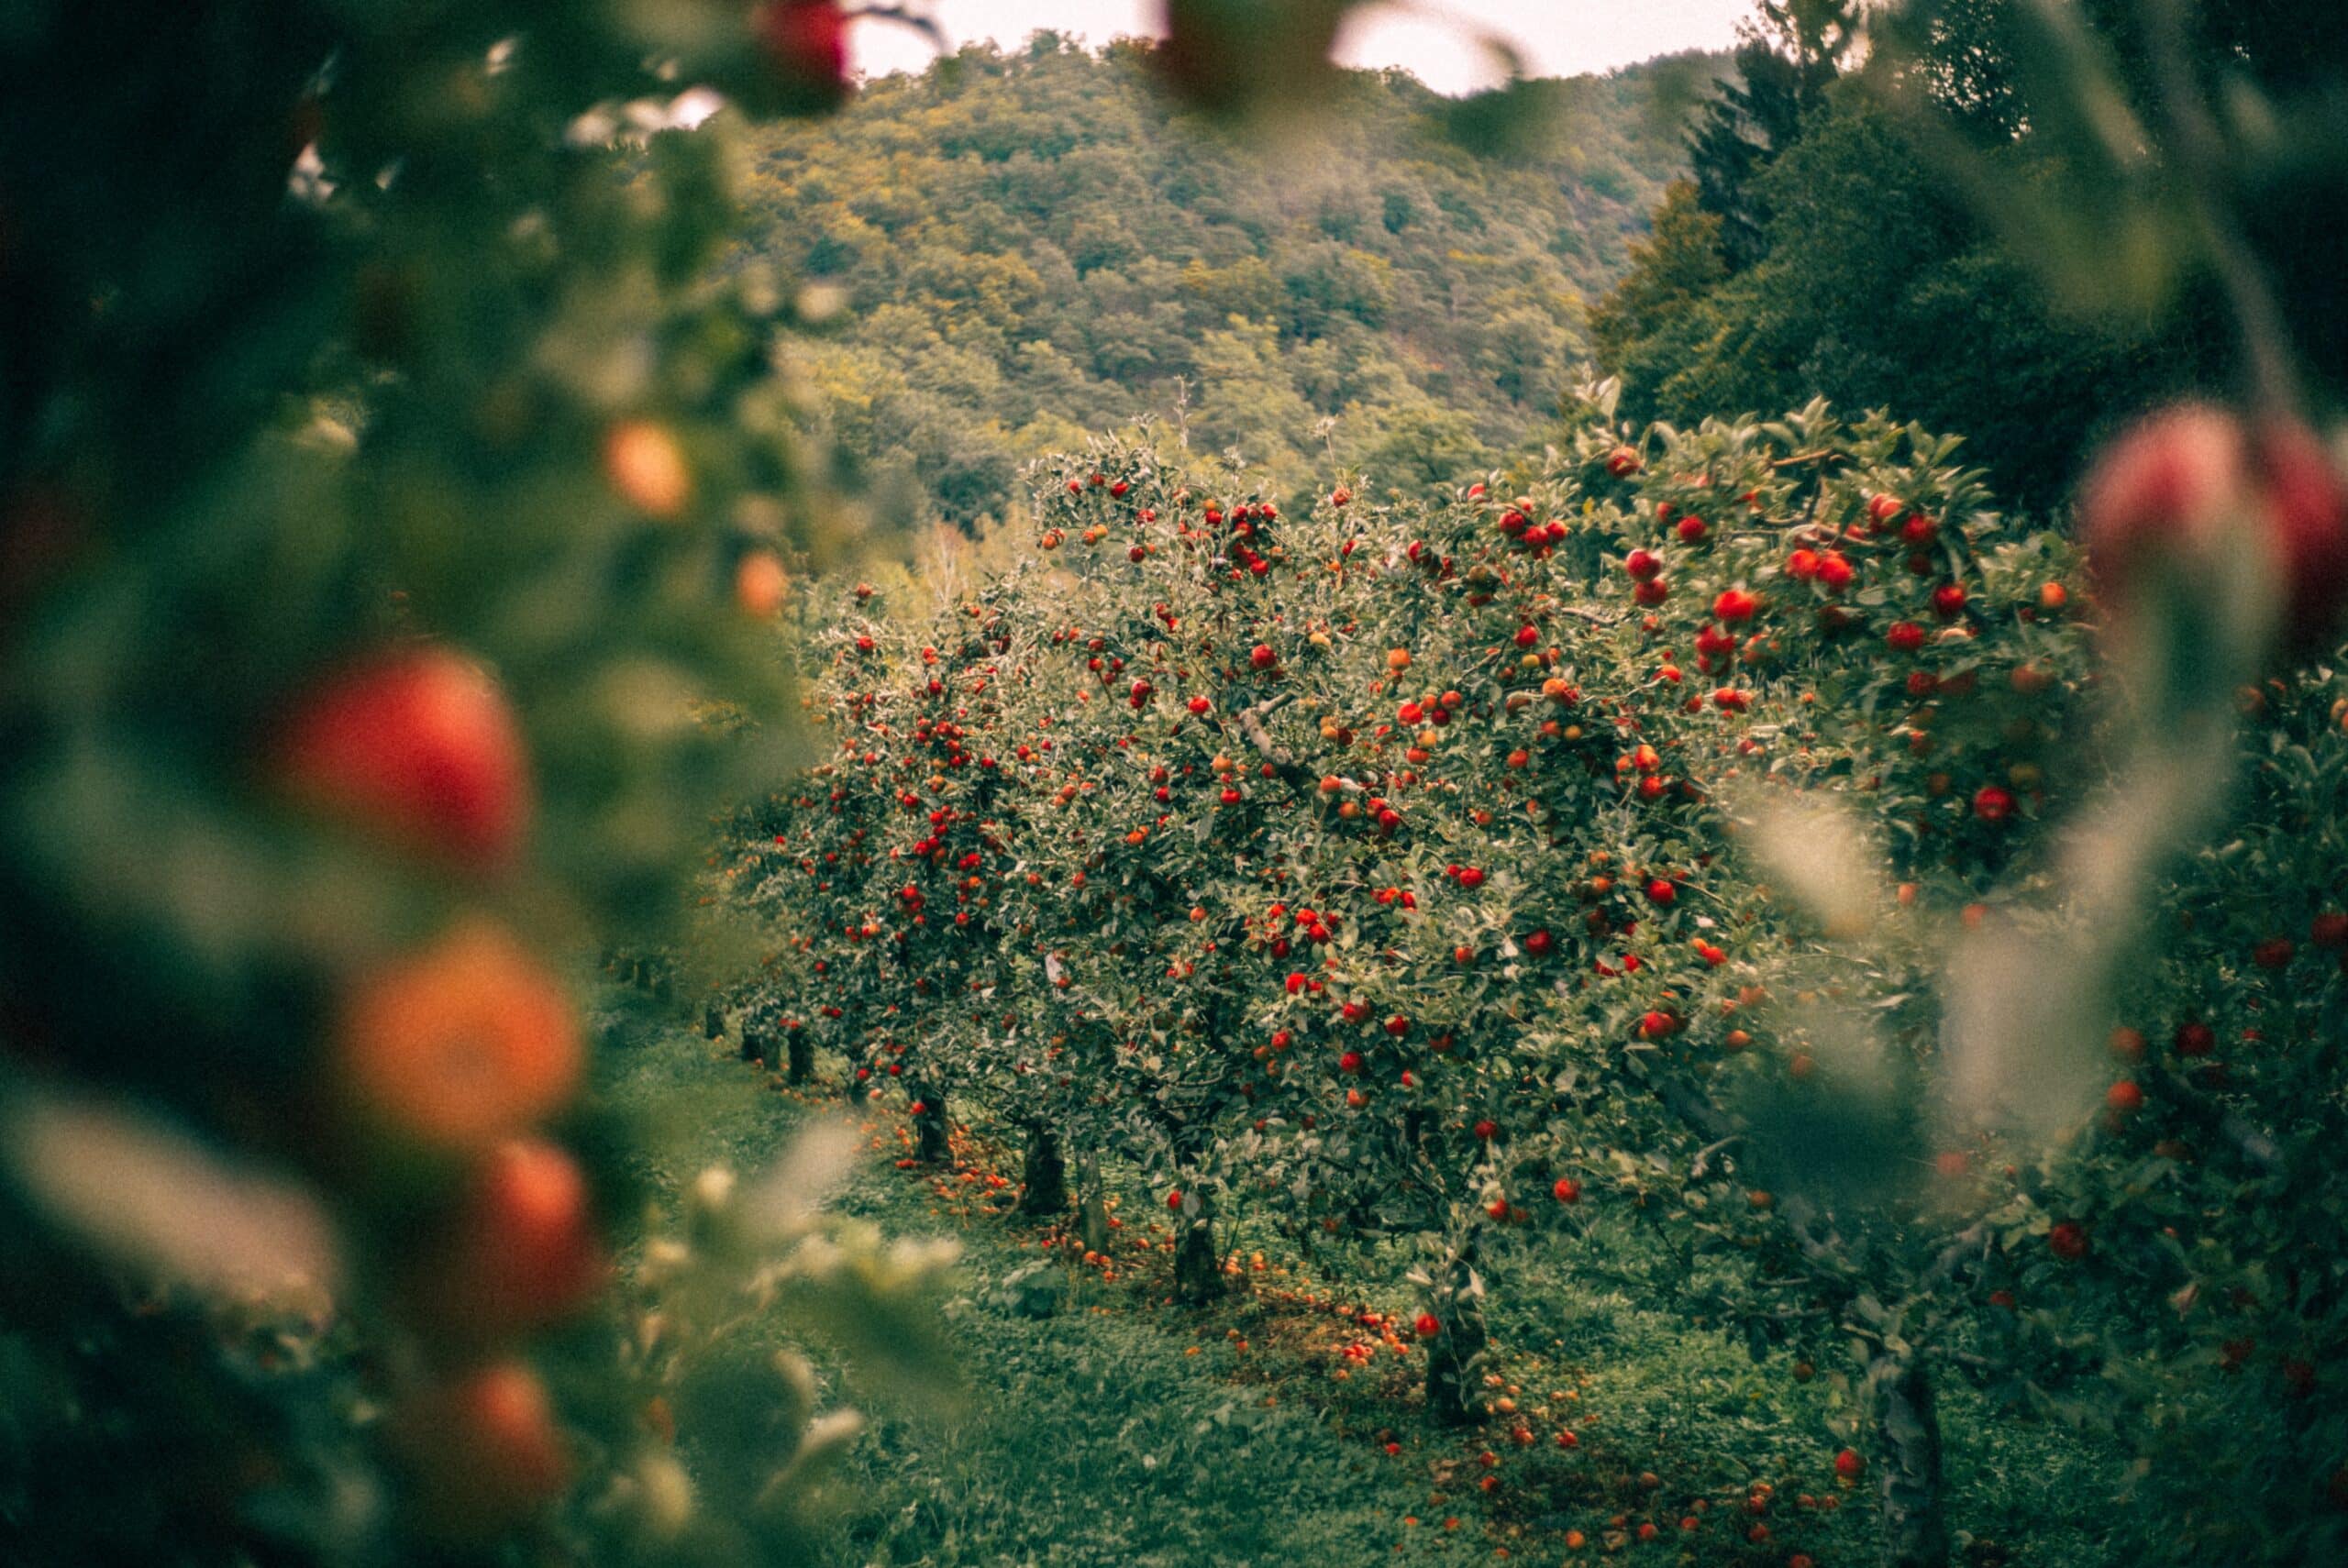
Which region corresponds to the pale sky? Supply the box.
[850,2,1753,95]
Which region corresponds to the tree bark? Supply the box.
[1077,1155,1112,1253]
[1424,1309,1490,1425]
[703,1004,725,1042]
[911,1084,950,1164]
[785,1032,814,1084]
[1872,1353,1950,1568]
[1424,1235,1490,1425]
[740,1025,764,1063]
[1017,1123,1068,1218]
[1172,1186,1224,1304]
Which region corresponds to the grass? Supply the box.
[593,989,2132,1568]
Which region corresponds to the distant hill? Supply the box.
[735,35,1719,527]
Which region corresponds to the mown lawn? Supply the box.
[593,990,2133,1568]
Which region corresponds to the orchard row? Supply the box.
[713,391,2348,1567]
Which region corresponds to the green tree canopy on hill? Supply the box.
[735,36,1720,529]
[1594,0,2348,505]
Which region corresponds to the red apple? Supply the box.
[335,921,580,1154]
[735,549,789,616]
[752,0,852,113]
[1713,588,1759,623]
[602,419,692,517]
[2082,403,2348,648]
[275,648,530,867]
[395,1362,570,1535]
[408,1138,606,1340]
[1972,785,2015,823]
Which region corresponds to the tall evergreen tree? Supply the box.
[1684,0,1855,271]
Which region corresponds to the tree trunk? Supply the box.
[911,1085,949,1164]
[1424,1235,1490,1425]
[1424,1308,1490,1425]
[739,1025,763,1063]
[1871,1353,1950,1568]
[1172,1184,1224,1304]
[703,1004,725,1042]
[1077,1155,1111,1253]
[785,1032,814,1084]
[1017,1123,1068,1218]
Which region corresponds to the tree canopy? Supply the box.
[1594,0,2348,504]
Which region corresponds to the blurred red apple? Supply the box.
[275,647,530,869]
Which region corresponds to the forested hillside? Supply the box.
[734,35,1715,528]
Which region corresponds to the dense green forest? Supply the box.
[1589,0,2348,503]
[734,35,1717,528]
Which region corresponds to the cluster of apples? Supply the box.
[272,646,602,1535]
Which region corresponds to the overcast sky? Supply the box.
[850,2,1754,94]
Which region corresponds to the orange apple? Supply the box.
[336,922,580,1154]
[601,418,692,518]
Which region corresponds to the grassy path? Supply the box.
[594,992,2125,1568]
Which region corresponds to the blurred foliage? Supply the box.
[0,2,965,1563]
